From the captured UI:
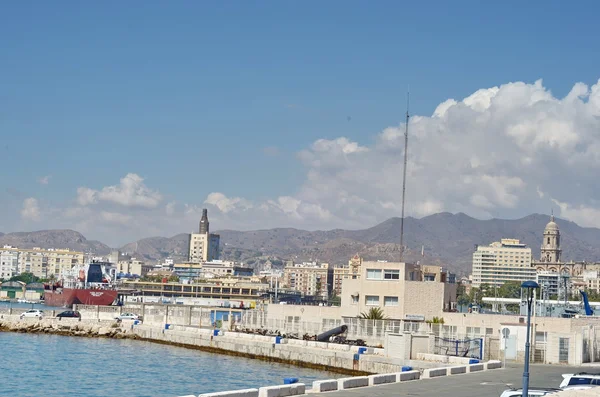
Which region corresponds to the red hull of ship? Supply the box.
[44,289,118,308]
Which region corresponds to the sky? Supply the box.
[2,1,600,247]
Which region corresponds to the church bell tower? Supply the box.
[540,214,561,263]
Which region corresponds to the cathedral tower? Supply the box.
[540,214,561,263]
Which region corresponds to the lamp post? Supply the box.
[521,280,539,397]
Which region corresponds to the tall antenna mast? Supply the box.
[399,90,410,262]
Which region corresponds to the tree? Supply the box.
[456,284,470,307]
[359,307,388,320]
[497,281,522,299]
[329,292,341,306]
[9,272,39,284]
[457,294,471,307]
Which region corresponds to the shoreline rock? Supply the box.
[0,319,139,340]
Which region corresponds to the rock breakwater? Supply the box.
[0,318,139,340]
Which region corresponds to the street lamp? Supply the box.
[521,280,539,397]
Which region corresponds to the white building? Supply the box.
[0,248,19,279]
[471,238,535,288]
[537,271,560,297]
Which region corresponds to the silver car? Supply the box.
[20,309,44,319]
[115,312,140,321]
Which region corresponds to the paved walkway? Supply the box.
[304,364,590,397]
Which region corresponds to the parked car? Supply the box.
[20,309,44,319]
[500,387,561,397]
[115,312,141,321]
[56,310,81,318]
[560,372,600,388]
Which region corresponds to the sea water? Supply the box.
[0,332,342,397]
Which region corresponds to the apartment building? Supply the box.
[188,209,220,263]
[332,254,362,296]
[340,261,457,320]
[283,261,334,299]
[0,248,19,279]
[0,246,85,279]
[537,271,560,297]
[471,238,535,288]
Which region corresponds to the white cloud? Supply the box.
[38,175,51,185]
[551,199,600,228]
[100,211,133,225]
[204,192,252,213]
[77,173,162,209]
[21,198,41,221]
[77,187,98,206]
[165,201,176,216]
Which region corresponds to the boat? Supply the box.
[44,262,118,308]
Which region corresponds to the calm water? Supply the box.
[0,332,341,397]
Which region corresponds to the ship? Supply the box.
[44,262,118,308]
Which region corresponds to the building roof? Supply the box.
[545,215,559,231]
[1,281,25,288]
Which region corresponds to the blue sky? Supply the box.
[2,1,600,244]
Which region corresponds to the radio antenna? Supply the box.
[399,89,410,261]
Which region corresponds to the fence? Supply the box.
[237,309,484,346]
[434,336,483,359]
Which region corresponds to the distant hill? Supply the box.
[0,230,111,255]
[119,234,190,263]
[3,213,600,275]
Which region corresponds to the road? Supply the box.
[304,364,594,397]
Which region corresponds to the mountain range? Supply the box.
[2,213,600,275]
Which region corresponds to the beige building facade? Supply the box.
[332,254,362,296]
[283,262,333,299]
[340,261,457,320]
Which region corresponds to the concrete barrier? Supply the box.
[397,370,420,381]
[485,360,502,369]
[449,366,466,375]
[258,383,305,397]
[467,363,484,372]
[198,388,259,397]
[337,376,369,389]
[368,373,396,386]
[422,367,448,378]
[311,380,338,393]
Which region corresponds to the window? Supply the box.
[366,269,382,280]
[384,270,400,280]
[384,296,398,306]
[351,295,358,304]
[365,295,379,306]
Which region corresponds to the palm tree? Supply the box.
[359,307,388,320]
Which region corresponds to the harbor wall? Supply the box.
[129,324,450,374]
[70,304,600,366]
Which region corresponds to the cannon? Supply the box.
[316,325,348,342]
